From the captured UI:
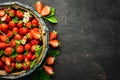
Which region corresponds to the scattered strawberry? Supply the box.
[8,20,16,29]
[16,10,24,19]
[8,9,15,17]
[31,18,38,27]
[40,6,50,16]
[17,20,23,28]
[16,54,24,62]
[49,31,57,40]
[35,1,43,14]
[46,56,55,65]
[14,34,22,40]
[43,65,54,75]
[5,47,14,56]
[25,43,31,50]
[16,45,24,54]
[26,21,32,28]
[49,40,59,48]
[19,27,29,36]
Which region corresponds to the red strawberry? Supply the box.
[30,39,39,45]
[19,27,29,36]
[49,40,59,48]
[11,63,15,68]
[5,47,14,56]
[0,61,3,67]
[25,43,31,50]
[16,45,24,54]
[25,52,32,60]
[1,56,6,62]
[0,35,9,43]
[11,39,16,48]
[15,63,22,69]
[5,57,11,65]
[4,65,13,73]
[1,14,8,21]
[6,15,11,23]
[17,20,23,28]
[43,65,54,75]
[40,6,50,16]
[8,9,15,17]
[7,30,13,38]
[0,9,5,16]
[46,56,55,65]
[49,31,57,40]
[21,36,27,44]
[31,45,37,52]
[0,23,8,33]
[12,27,18,34]
[22,60,30,70]
[16,10,24,19]
[14,34,22,40]
[26,32,33,40]
[31,54,36,60]
[16,54,24,62]
[8,20,16,29]
[30,30,41,39]
[31,18,38,27]
[35,1,43,14]
[26,22,32,28]
[0,42,10,49]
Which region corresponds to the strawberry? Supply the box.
[25,52,32,60]
[25,43,31,50]
[46,56,55,65]
[31,54,36,60]
[0,9,5,16]
[0,61,3,67]
[26,32,33,40]
[11,63,15,68]
[35,1,43,14]
[17,20,23,28]
[21,36,27,44]
[11,39,16,48]
[16,10,24,19]
[0,23,8,33]
[31,18,38,27]
[43,65,54,75]
[31,45,37,52]
[1,14,8,22]
[49,40,59,48]
[16,54,24,62]
[49,31,57,40]
[0,42,10,49]
[19,27,29,36]
[5,47,14,56]
[4,65,13,73]
[26,21,32,28]
[8,20,16,29]
[0,35,9,43]
[22,60,30,70]
[1,56,6,62]
[40,6,50,16]
[30,30,41,39]
[12,27,18,34]
[5,57,11,65]
[8,9,15,17]
[15,63,22,69]
[7,30,13,38]
[16,45,24,54]
[14,34,22,40]
[6,15,11,23]
[30,39,39,45]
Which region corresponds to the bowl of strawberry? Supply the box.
[0,2,49,79]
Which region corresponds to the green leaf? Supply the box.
[47,50,60,57]
[11,52,18,58]
[44,16,58,23]
[47,7,55,17]
[0,50,3,56]
[30,59,37,69]
[24,50,28,55]
[39,69,51,80]
[12,17,18,23]
[32,71,40,80]
[35,46,43,58]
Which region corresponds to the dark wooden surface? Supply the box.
[1,0,120,80]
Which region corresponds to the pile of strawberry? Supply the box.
[0,7,43,73]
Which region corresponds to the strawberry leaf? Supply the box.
[44,16,58,23]
[12,17,18,23]
[30,59,37,69]
[35,46,43,58]
[39,69,51,80]
[47,50,60,57]
[47,7,55,17]
[0,50,3,56]
[11,52,18,58]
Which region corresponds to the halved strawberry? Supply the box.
[8,9,15,17]
[49,40,60,48]
[0,9,5,16]
[43,65,54,75]
[31,18,38,27]
[35,1,43,14]
[46,56,55,65]
[49,31,57,40]
[16,10,24,19]
[1,14,8,22]
[30,30,41,39]
[40,6,50,16]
